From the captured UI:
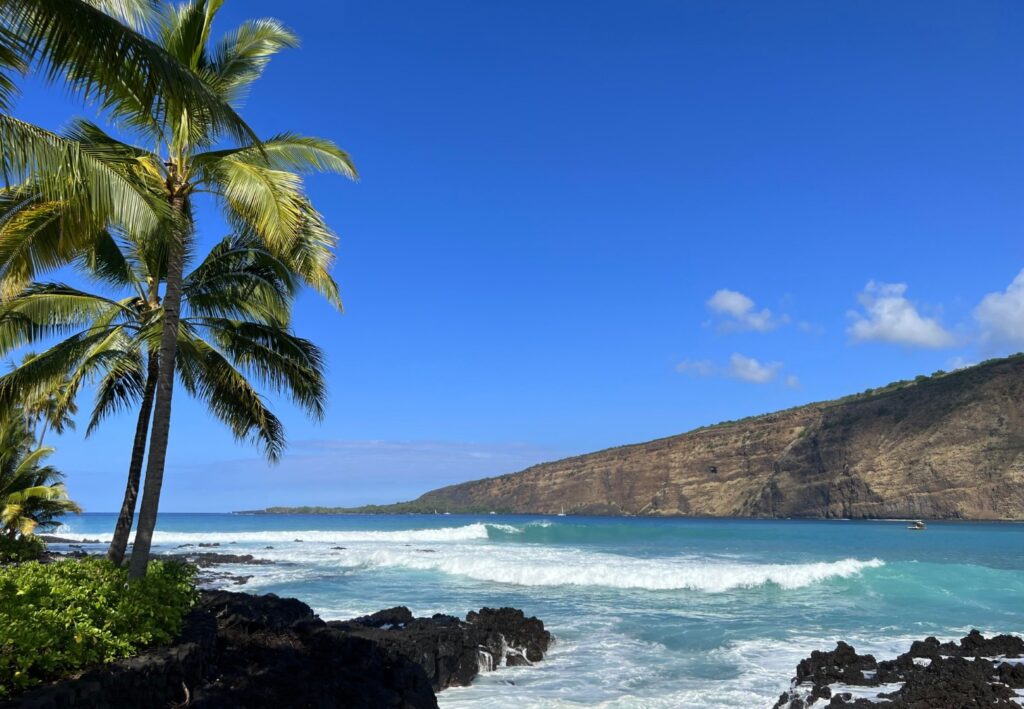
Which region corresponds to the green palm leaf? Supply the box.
[3,0,257,146]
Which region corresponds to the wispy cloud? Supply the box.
[727,353,783,383]
[677,352,795,386]
[706,289,786,332]
[974,268,1024,347]
[847,281,954,348]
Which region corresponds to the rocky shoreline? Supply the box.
[4,588,550,708]
[773,630,1024,708]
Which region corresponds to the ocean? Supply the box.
[54,513,1024,708]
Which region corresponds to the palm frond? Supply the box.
[86,355,145,435]
[0,114,163,236]
[0,318,124,416]
[205,18,297,103]
[175,334,285,461]
[0,26,27,112]
[183,235,295,324]
[0,283,134,352]
[195,132,357,179]
[85,0,159,30]
[0,189,98,298]
[4,0,257,146]
[198,317,326,420]
[77,229,138,289]
[210,156,305,251]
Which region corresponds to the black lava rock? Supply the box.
[774,630,1024,709]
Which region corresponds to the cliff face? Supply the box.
[410,356,1024,519]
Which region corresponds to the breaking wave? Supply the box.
[331,547,885,592]
[58,523,499,545]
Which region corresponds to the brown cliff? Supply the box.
[402,355,1024,519]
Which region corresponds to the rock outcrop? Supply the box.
[393,355,1024,519]
[330,605,551,690]
[4,591,550,709]
[773,630,1024,708]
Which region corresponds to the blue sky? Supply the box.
[11,0,1024,511]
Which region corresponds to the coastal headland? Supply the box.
[247,354,1024,520]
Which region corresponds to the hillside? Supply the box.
[256,355,1024,519]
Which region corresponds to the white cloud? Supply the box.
[675,359,716,377]
[946,355,975,371]
[847,281,954,348]
[677,353,795,386]
[727,353,783,383]
[706,289,783,332]
[974,268,1024,346]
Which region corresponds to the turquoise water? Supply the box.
[56,514,1024,707]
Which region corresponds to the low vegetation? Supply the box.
[0,559,197,698]
[0,534,45,564]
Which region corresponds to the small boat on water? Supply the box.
[557,506,566,517]
[907,519,926,531]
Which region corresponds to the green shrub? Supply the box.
[0,535,46,564]
[0,558,197,698]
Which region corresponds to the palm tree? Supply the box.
[85,0,354,579]
[0,407,80,539]
[2,0,353,577]
[0,229,326,564]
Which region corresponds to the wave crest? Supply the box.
[57,523,497,545]
[333,548,884,592]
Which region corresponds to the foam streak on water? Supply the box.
[53,514,1024,708]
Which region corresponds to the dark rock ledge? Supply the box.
[4,591,551,709]
[774,630,1024,708]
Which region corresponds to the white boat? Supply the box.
[907,520,926,531]
[557,506,566,517]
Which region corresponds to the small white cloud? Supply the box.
[706,289,783,332]
[676,359,716,377]
[727,353,782,383]
[677,353,796,386]
[974,268,1024,346]
[946,355,975,371]
[847,281,954,348]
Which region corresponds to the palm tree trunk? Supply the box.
[129,191,188,579]
[106,352,159,566]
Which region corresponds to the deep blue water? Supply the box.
[56,514,1024,707]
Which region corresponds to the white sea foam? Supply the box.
[329,546,884,592]
[487,524,523,534]
[53,520,883,593]
[58,523,497,545]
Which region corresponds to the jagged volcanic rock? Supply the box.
[330,605,552,690]
[5,591,549,708]
[774,630,1024,708]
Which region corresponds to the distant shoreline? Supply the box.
[227,509,1024,522]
